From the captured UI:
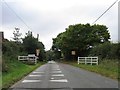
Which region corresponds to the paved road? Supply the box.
[10,61,118,90]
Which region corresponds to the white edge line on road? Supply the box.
[22,80,41,83]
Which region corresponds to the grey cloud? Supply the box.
[1,0,118,50]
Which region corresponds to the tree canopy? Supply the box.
[52,23,110,60]
[22,31,46,60]
[2,31,46,72]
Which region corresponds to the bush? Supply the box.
[2,60,9,72]
[89,42,119,61]
[2,40,23,72]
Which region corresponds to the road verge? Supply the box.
[61,59,119,80]
[2,61,46,89]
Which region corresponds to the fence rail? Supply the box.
[18,55,38,64]
[78,57,98,65]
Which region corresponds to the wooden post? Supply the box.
[91,57,92,65]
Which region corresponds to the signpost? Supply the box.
[71,51,76,55]
[71,51,76,60]
[36,49,40,56]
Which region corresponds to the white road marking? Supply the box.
[49,79,68,82]
[29,75,42,77]
[52,74,64,76]
[48,61,56,64]
[51,78,54,79]
[53,69,60,71]
[22,80,41,83]
[52,71,62,73]
[32,72,44,74]
[56,69,60,70]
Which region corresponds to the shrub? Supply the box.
[89,42,119,61]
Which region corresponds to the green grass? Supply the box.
[2,60,46,89]
[62,59,119,80]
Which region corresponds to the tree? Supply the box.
[52,23,110,60]
[13,27,22,43]
[22,31,46,61]
[46,50,54,61]
[89,42,119,60]
[22,31,38,54]
[2,39,21,58]
[37,41,46,61]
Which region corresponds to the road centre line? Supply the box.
[52,69,61,71]
[49,79,68,82]
[52,71,62,73]
[52,74,64,76]
[51,78,54,80]
[29,75,42,77]
[32,71,44,74]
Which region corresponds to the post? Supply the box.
[78,57,79,64]
[85,57,86,64]
[71,51,76,61]
[96,57,98,65]
[91,57,92,65]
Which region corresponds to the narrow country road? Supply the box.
[10,61,118,90]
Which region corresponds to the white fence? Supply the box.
[78,57,98,65]
[18,54,38,64]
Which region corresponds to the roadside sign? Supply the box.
[71,51,76,55]
[36,49,40,56]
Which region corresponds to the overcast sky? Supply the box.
[0,0,118,50]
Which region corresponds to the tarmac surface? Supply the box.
[10,61,118,90]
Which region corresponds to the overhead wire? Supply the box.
[2,0,32,30]
[2,0,119,28]
[92,0,119,24]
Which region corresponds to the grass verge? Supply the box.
[2,60,46,89]
[62,59,119,80]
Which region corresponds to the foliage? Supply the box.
[89,42,119,60]
[2,39,24,58]
[37,42,46,61]
[2,31,46,72]
[2,39,24,72]
[46,49,61,61]
[22,31,39,54]
[52,23,110,60]
[22,31,46,61]
[46,50,54,61]
[13,27,22,43]
[2,30,46,89]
